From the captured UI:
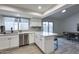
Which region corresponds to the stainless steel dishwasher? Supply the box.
[19,33,29,47]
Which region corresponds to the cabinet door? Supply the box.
[24,34,29,45]
[10,35,19,48]
[44,36,54,53]
[30,22,41,27]
[0,37,9,50]
[29,33,34,44]
[19,34,24,46]
[38,38,42,49]
[35,33,42,49]
[34,34,38,45]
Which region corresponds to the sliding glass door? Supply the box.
[43,21,54,33]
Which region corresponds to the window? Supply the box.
[43,22,53,33]
[49,22,53,33]
[19,18,29,30]
[43,22,49,32]
[4,17,29,31]
[4,17,18,31]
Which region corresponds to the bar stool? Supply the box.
[54,38,58,51]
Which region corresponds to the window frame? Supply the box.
[3,16,30,31]
[42,21,54,33]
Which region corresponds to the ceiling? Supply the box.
[9,4,57,14]
[46,4,79,20]
[0,4,77,19]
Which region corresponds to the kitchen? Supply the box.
[0,4,78,54]
[0,10,57,54]
[1,4,75,54]
[0,0,77,59]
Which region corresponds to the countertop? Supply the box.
[0,31,38,36]
[0,33,18,36]
[41,32,58,36]
[18,31,36,34]
[0,31,58,37]
[35,32,58,37]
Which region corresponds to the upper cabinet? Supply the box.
[30,18,42,27]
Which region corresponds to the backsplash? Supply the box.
[29,27,41,31]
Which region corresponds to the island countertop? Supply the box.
[36,32,58,37]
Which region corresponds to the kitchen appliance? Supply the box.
[19,33,29,47]
[0,26,5,34]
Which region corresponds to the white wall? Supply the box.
[42,12,79,33]
[53,19,62,33]
[61,13,79,32]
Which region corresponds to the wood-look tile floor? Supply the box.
[1,38,79,54]
[55,38,79,54]
[0,44,42,54]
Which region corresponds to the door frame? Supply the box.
[42,21,54,33]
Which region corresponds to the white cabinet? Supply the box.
[30,18,42,27]
[29,33,35,44]
[30,22,41,27]
[35,34,42,49]
[0,35,19,50]
[35,33,56,53]
[43,36,54,53]
[10,35,19,48]
[0,37,9,50]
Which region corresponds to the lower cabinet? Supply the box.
[29,33,35,44]
[35,33,55,54]
[0,35,19,50]
[10,35,19,48]
[0,37,9,50]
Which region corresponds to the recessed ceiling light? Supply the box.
[62,10,66,13]
[38,6,42,10]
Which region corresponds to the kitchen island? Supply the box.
[35,32,58,54]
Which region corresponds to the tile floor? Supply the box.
[55,38,79,54]
[1,38,79,54]
[0,44,42,54]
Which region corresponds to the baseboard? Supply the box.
[0,46,19,52]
